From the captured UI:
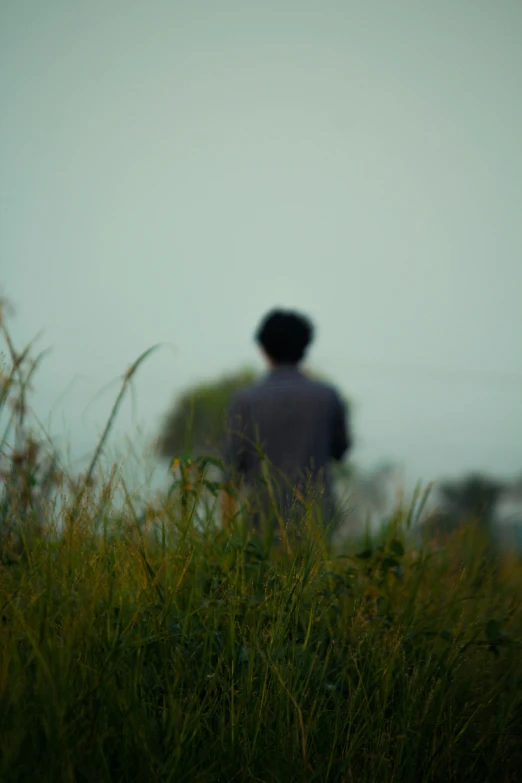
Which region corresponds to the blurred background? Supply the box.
[1,1,521,533]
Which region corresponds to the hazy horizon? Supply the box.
[2,1,522,490]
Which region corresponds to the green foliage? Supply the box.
[424,474,507,547]
[3,307,522,780]
[156,367,259,459]
[0,311,65,548]
[1,473,522,782]
[439,474,505,529]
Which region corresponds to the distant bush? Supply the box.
[156,367,259,459]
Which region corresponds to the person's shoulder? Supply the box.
[306,376,342,400]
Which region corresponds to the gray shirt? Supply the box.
[223,366,351,520]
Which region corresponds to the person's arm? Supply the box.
[331,392,351,462]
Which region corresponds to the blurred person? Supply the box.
[221,309,351,540]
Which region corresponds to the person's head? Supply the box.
[255,309,314,366]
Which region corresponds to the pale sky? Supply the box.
[2,0,521,489]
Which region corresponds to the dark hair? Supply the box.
[255,309,314,364]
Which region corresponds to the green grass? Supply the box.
[1,313,521,782]
[1,481,521,783]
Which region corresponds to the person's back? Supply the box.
[223,310,351,531]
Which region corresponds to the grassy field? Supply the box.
[1,317,522,781]
[1,473,522,782]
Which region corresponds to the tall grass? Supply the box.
[2,484,522,782]
[1,315,522,782]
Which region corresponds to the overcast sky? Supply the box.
[2,0,521,489]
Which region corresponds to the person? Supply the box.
[221,309,351,539]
